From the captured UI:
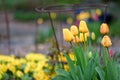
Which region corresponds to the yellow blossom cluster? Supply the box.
[0,53,50,80]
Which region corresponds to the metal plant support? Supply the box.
[2,0,11,54]
[35,3,108,63]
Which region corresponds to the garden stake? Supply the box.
[48,12,60,64]
[2,0,11,54]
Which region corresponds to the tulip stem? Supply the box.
[83,33,87,51]
[106,47,109,55]
[106,47,111,61]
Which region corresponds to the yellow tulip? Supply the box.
[73,36,80,43]
[86,31,90,37]
[79,33,87,42]
[79,20,89,33]
[91,32,96,40]
[101,35,112,48]
[100,23,109,34]
[63,28,74,42]
[70,25,78,36]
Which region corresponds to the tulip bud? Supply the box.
[79,33,87,42]
[73,36,80,43]
[63,28,74,42]
[70,25,78,36]
[101,35,112,48]
[100,23,109,34]
[91,32,96,40]
[109,49,113,57]
[88,51,92,59]
[79,20,89,33]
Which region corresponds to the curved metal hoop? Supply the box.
[35,3,108,13]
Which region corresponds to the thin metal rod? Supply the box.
[2,0,11,54]
[48,12,60,54]
[34,19,39,53]
[104,5,108,22]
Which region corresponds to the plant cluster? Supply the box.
[52,20,120,80]
[0,53,52,80]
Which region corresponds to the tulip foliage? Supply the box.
[52,20,120,80]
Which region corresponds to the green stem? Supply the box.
[70,42,77,65]
[106,47,111,61]
[83,33,87,52]
[83,33,88,66]
[106,47,109,55]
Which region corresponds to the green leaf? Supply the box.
[106,61,118,80]
[64,53,77,80]
[72,45,86,73]
[76,65,84,80]
[101,47,108,66]
[21,74,32,80]
[95,67,105,80]
[84,59,96,80]
[52,75,70,80]
[56,69,72,80]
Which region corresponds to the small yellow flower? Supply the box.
[96,9,102,16]
[73,36,80,43]
[101,35,112,48]
[69,52,75,61]
[76,12,90,20]
[64,64,69,71]
[91,32,96,40]
[24,66,29,74]
[63,28,74,42]
[100,23,109,34]
[66,17,73,25]
[50,12,57,19]
[79,33,87,42]
[7,64,16,74]
[70,25,78,36]
[79,20,89,33]
[16,70,23,77]
[37,18,43,24]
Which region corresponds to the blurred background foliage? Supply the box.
[0,0,120,39]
